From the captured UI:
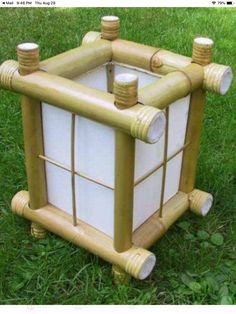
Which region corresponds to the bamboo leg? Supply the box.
[179,89,206,193]
[179,37,213,194]
[17,43,47,239]
[112,265,130,286]
[113,74,137,253]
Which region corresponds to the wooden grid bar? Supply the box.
[38,154,114,190]
[134,141,190,187]
[159,107,169,218]
[71,113,77,226]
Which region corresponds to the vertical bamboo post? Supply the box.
[113,74,137,251]
[179,37,214,193]
[17,43,47,239]
[112,73,138,284]
[101,16,120,41]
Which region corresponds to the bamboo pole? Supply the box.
[17,43,47,239]
[133,191,189,249]
[106,62,114,93]
[101,16,120,40]
[114,131,135,252]
[139,64,204,109]
[40,40,112,79]
[112,39,158,71]
[112,38,192,74]
[11,191,156,280]
[179,37,213,193]
[113,74,137,253]
[0,63,165,144]
[151,49,192,75]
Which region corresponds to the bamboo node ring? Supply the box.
[0,60,18,90]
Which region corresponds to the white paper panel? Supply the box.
[133,168,163,231]
[73,65,107,92]
[75,175,114,237]
[42,103,71,167]
[135,136,164,181]
[74,116,115,187]
[115,65,159,89]
[45,162,72,214]
[168,96,190,157]
[164,152,183,203]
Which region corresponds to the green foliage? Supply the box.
[210,233,224,246]
[0,7,236,305]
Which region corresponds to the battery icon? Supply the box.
[227,1,233,4]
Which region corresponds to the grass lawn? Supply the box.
[0,7,236,305]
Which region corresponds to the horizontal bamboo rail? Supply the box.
[139,64,204,109]
[40,40,112,79]
[11,191,156,280]
[112,39,158,71]
[151,49,192,75]
[110,38,232,94]
[133,191,190,249]
[0,60,165,144]
[112,39,192,74]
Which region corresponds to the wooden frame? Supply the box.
[0,16,233,283]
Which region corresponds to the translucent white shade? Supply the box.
[42,63,191,238]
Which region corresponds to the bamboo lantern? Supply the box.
[0,16,233,283]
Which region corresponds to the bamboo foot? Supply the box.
[31,222,47,239]
[189,189,213,216]
[112,265,130,286]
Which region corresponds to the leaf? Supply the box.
[178,221,191,231]
[200,241,211,249]
[210,233,224,246]
[220,296,233,305]
[205,276,219,292]
[188,282,202,293]
[180,273,192,286]
[184,233,195,241]
[197,230,209,240]
[186,270,199,278]
[219,285,229,297]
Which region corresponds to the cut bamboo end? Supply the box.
[189,189,213,216]
[192,37,214,66]
[11,190,29,216]
[112,265,130,285]
[101,16,120,40]
[114,73,138,108]
[125,247,156,280]
[31,222,47,239]
[17,42,39,75]
[0,60,18,90]
[82,31,102,45]
[203,63,233,95]
[131,106,166,144]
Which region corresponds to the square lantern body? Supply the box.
[4,23,232,280]
[42,63,190,238]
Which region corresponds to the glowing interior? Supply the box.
[42,63,190,237]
